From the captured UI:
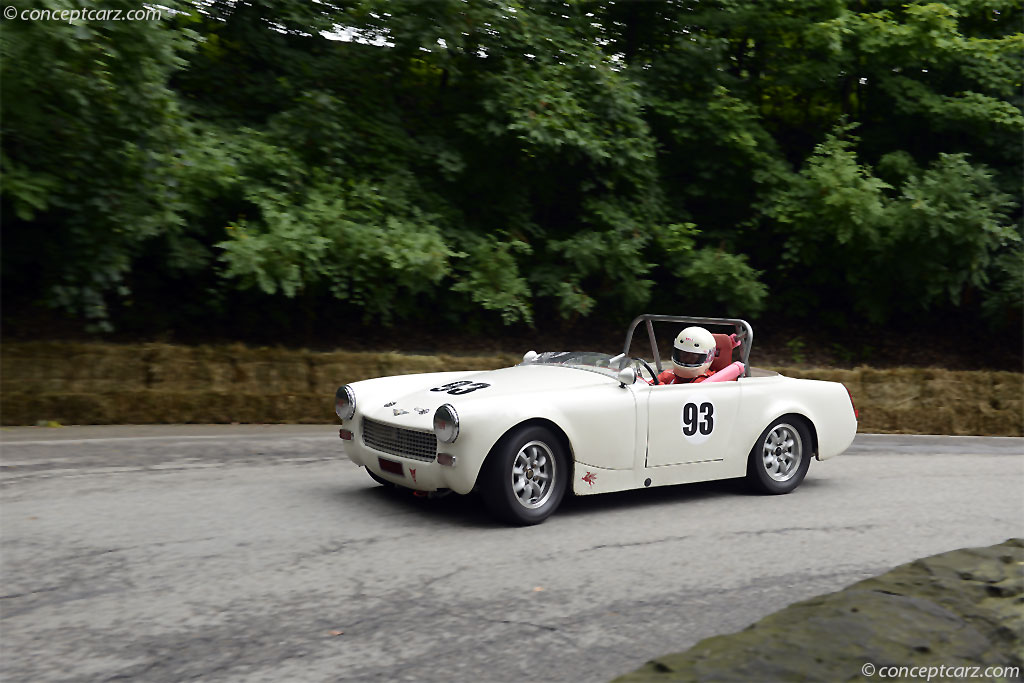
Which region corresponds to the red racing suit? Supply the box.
[655,369,712,385]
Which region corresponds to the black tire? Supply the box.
[746,417,812,494]
[480,424,569,525]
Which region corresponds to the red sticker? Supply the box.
[582,471,597,487]
[410,468,417,483]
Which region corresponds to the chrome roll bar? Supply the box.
[621,314,754,378]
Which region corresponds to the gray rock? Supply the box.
[615,539,1023,682]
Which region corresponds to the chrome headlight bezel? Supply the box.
[433,403,459,443]
[335,385,356,420]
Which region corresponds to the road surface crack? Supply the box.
[581,534,690,552]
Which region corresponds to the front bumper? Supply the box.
[341,417,479,495]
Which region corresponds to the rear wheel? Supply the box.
[746,418,812,494]
[481,425,569,525]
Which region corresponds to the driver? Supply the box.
[656,326,716,385]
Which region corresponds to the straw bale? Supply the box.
[965,406,1005,436]
[229,360,310,394]
[311,362,378,390]
[2,342,148,393]
[858,368,923,405]
[139,344,315,393]
[142,344,238,392]
[309,350,403,392]
[309,351,520,394]
[989,373,1024,406]
[2,391,113,425]
[903,405,958,435]
[2,343,1020,434]
[857,404,897,433]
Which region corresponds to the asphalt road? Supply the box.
[1,426,1021,683]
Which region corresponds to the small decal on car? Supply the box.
[582,472,597,487]
[393,408,409,416]
[384,402,396,407]
[410,468,417,483]
[414,407,429,415]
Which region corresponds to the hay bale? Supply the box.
[142,344,234,392]
[858,404,900,434]
[1,342,148,393]
[231,359,310,394]
[860,367,923,406]
[1,391,114,425]
[988,373,1023,411]
[310,350,399,393]
[762,366,1023,436]
[309,351,520,395]
[2,343,1020,433]
[141,344,315,394]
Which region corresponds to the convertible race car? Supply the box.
[335,315,858,525]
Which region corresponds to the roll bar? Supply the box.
[621,314,754,378]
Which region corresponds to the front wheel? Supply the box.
[746,418,812,494]
[480,425,569,525]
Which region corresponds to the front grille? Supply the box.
[362,417,437,462]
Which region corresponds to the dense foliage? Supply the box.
[2,0,1021,339]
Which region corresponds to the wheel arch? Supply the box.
[476,417,575,523]
[746,411,818,458]
[477,417,575,485]
[772,412,818,459]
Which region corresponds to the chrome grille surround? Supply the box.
[362,417,437,462]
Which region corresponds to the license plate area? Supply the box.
[378,457,403,476]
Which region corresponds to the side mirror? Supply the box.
[523,350,538,363]
[617,366,637,388]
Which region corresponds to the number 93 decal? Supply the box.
[430,380,491,395]
[680,396,715,444]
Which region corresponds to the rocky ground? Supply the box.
[614,539,1024,682]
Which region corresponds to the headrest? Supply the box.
[710,334,735,372]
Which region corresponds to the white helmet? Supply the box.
[671,326,716,378]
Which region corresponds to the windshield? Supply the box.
[518,351,627,379]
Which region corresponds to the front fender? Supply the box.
[451,383,638,489]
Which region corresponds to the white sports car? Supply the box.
[335,315,858,525]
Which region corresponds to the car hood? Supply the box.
[359,364,618,430]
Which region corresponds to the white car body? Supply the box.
[336,315,858,522]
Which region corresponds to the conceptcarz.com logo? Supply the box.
[3,6,163,22]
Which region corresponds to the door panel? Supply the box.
[645,382,742,467]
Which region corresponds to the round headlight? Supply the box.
[433,403,459,443]
[335,385,356,420]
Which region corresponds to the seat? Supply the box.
[710,334,737,372]
[704,333,744,383]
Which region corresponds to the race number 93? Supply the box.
[680,397,715,445]
[430,380,491,395]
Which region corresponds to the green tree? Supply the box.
[763,126,1018,323]
[2,0,1019,340]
